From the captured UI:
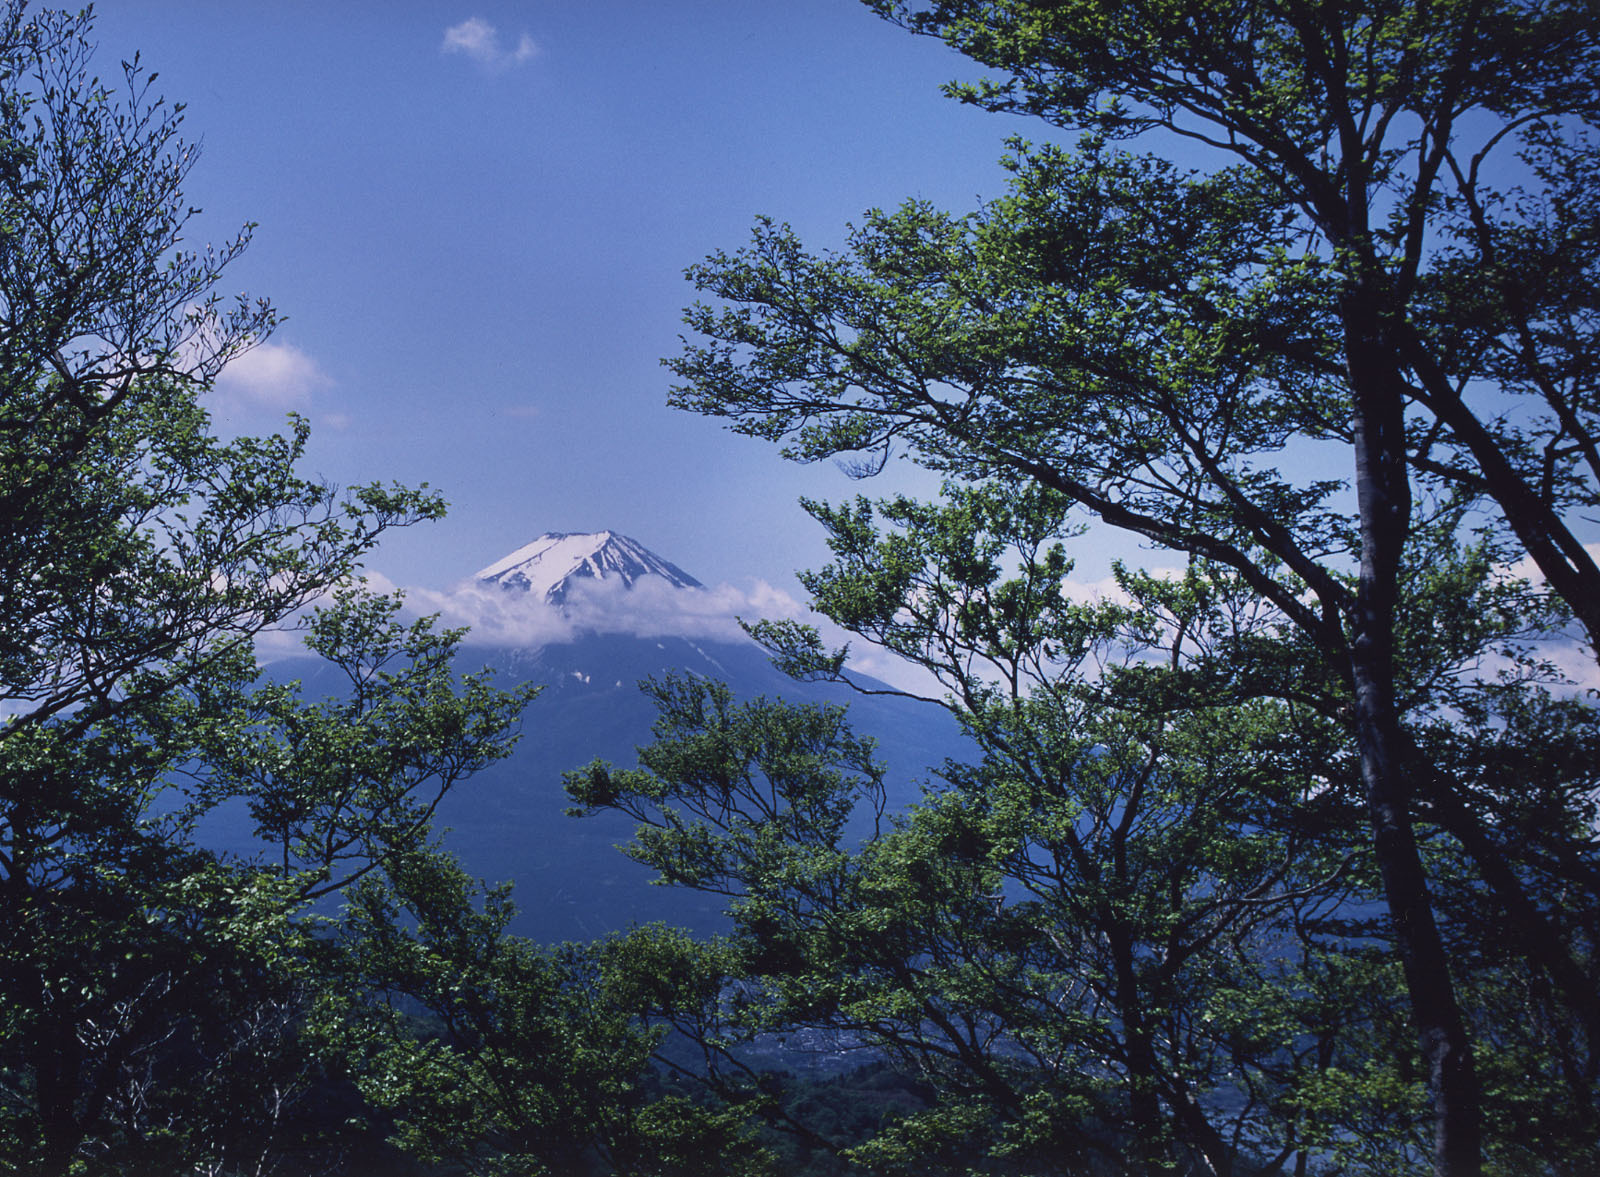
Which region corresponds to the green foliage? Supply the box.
[663,1,1600,1172]
[575,602,1410,1173]
[567,478,1596,1173]
[0,578,535,1175]
[6,0,1598,1172]
[331,854,773,1177]
[567,676,889,893]
[0,8,537,1174]
[201,588,540,896]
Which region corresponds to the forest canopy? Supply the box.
[2,2,1598,1176]
[0,7,753,1174]
[653,1,1600,1174]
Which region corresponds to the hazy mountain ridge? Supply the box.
[254,532,970,941]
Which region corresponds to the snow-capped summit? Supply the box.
[475,531,702,604]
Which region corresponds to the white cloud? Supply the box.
[214,341,333,410]
[1497,542,1600,590]
[1485,543,1600,692]
[246,567,954,705]
[404,573,953,698]
[1533,636,1600,692]
[442,18,538,70]
[404,574,810,649]
[1059,565,1187,607]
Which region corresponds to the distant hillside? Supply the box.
[226,531,970,942]
[435,631,964,942]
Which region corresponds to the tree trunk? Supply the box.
[1347,311,1483,1177]
[1107,919,1180,1175]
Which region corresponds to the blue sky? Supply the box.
[84,5,1600,695]
[95,2,1069,600]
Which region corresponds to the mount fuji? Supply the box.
[269,531,969,941]
[475,531,701,602]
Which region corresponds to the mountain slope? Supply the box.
[437,632,963,941]
[239,532,970,942]
[475,530,701,602]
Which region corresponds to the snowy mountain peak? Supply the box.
[475,531,702,604]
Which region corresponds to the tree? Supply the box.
[331,849,774,1177]
[573,498,1597,1175]
[0,8,535,1173]
[567,495,1465,1174]
[665,2,1600,1173]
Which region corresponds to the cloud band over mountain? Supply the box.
[402,572,809,648]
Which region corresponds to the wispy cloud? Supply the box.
[1498,542,1600,592]
[441,18,538,71]
[1059,565,1186,608]
[415,575,961,696]
[405,574,808,648]
[1489,543,1600,691]
[252,569,949,699]
[214,341,333,410]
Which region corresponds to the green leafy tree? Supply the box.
[665,3,1600,1171]
[574,490,1595,1173]
[199,589,536,898]
[565,494,1409,1175]
[331,849,774,1177]
[0,8,535,1173]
